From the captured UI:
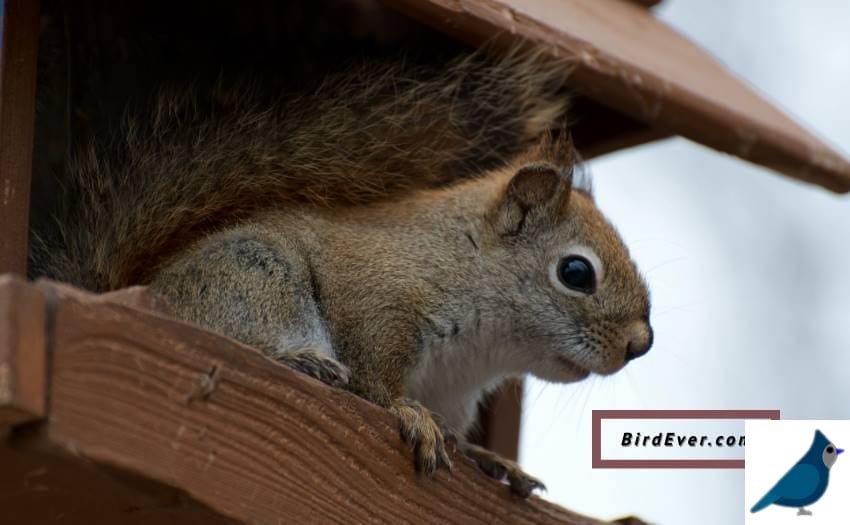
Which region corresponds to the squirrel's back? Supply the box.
[35,48,573,291]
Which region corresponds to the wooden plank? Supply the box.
[0,274,47,431]
[0,438,237,524]
[100,285,173,314]
[35,280,605,524]
[0,0,40,275]
[381,0,850,193]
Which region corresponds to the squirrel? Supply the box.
[37,47,653,497]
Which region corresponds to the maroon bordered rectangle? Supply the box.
[592,409,781,468]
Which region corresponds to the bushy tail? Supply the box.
[37,47,572,291]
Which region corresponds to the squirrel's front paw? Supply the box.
[274,347,350,389]
[460,442,545,498]
[391,398,453,475]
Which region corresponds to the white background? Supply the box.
[519,1,850,524]
[745,421,849,524]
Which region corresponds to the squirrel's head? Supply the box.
[482,142,652,383]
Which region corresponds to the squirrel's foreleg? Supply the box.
[150,227,348,388]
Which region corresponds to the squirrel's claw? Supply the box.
[391,398,453,476]
[509,471,546,499]
[274,347,350,389]
[460,442,546,499]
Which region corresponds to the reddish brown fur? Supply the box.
[39,47,573,291]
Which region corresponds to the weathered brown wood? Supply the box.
[0,274,46,431]
[30,280,604,524]
[0,0,40,275]
[474,379,523,461]
[381,0,850,193]
[99,285,173,314]
[1,436,237,524]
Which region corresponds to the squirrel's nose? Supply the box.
[624,320,653,362]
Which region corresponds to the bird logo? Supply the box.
[750,429,843,516]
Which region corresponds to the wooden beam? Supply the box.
[0,276,618,524]
[0,438,236,524]
[0,0,40,275]
[381,0,850,193]
[0,275,46,431]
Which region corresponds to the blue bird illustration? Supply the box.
[750,429,843,516]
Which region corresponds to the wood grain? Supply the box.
[0,0,40,274]
[0,438,237,524]
[36,280,604,524]
[0,274,46,430]
[381,0,850,192]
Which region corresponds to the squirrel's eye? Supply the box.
[828,446,835,454]
[558,256,596,294]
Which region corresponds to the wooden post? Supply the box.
[478,379,524,461]
[0,0,40,275]
[0,275,46,431]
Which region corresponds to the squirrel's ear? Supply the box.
[495,162,572,236]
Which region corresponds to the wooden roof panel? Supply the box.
[384,0,850,193]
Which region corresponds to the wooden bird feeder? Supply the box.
[1,0,847,523]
